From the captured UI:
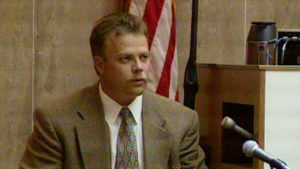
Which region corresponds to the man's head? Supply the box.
[90,13,150,106]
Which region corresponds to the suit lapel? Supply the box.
[76,84,111,169]
[142,91,172,169]
[75,86,173,169]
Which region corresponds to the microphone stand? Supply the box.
[184,0,199,109]
[269,159,290,169]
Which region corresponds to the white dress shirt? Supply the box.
[99,83,144,169]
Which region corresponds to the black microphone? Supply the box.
[221,116,253,139]
[243,140,290,169]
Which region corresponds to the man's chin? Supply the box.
[129,87,146,97]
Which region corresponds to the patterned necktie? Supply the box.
[115,107,139,169]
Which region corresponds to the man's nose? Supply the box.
[133,58,144,73]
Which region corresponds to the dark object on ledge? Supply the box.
[278,30,300,65]
[246,22,277,65]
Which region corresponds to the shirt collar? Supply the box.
[99,83,143,124]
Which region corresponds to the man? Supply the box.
[20,13,207,169]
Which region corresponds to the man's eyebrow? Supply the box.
[141,52,150,55]
[116,53,131,57]
[117,51,149,55]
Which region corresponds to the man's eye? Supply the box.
[120,56,131,62]
[140,55,149,61]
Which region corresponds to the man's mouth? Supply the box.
[131,78,146,84]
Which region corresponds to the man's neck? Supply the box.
[100,86,136,106]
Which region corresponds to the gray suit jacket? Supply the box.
[20,84,207,169]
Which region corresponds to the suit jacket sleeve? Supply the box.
[179,111,207,169]
[20,108,63,169]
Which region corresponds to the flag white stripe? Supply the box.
[129,0,179,100]
[147,0,173,92]
[129,0,147,18]
[169,46,178,100]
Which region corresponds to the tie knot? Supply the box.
[120,107,137,125]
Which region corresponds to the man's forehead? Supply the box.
[102,32,149,56]
[107,31,146,40]
[105,32,148,47]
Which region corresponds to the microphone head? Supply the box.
[221,116,236,129]
[242,140,259,157]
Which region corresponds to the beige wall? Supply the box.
[33,0,119,107]
[0,0,300,168]
[0,1,33,168]
[0,1,118,168]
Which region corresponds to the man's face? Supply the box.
[95,32,150,105]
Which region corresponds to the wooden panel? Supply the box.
[0,1,33,168]
[257,71,266,169]
[196,66,214,136]
[34,0,118,107]
[196,64,263,169]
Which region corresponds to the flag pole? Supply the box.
[183,0,199,109]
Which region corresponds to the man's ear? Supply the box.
[93,56,105,75]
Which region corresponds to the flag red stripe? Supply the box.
[128,0,133,10]
[156,2,176,97]
[143,0,166,47]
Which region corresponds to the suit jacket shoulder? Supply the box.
[143,90,207,169]
[143,90,198,131]
[20,84,104,169]
[36,85,99,129]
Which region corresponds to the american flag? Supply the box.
[122,0,180,101]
